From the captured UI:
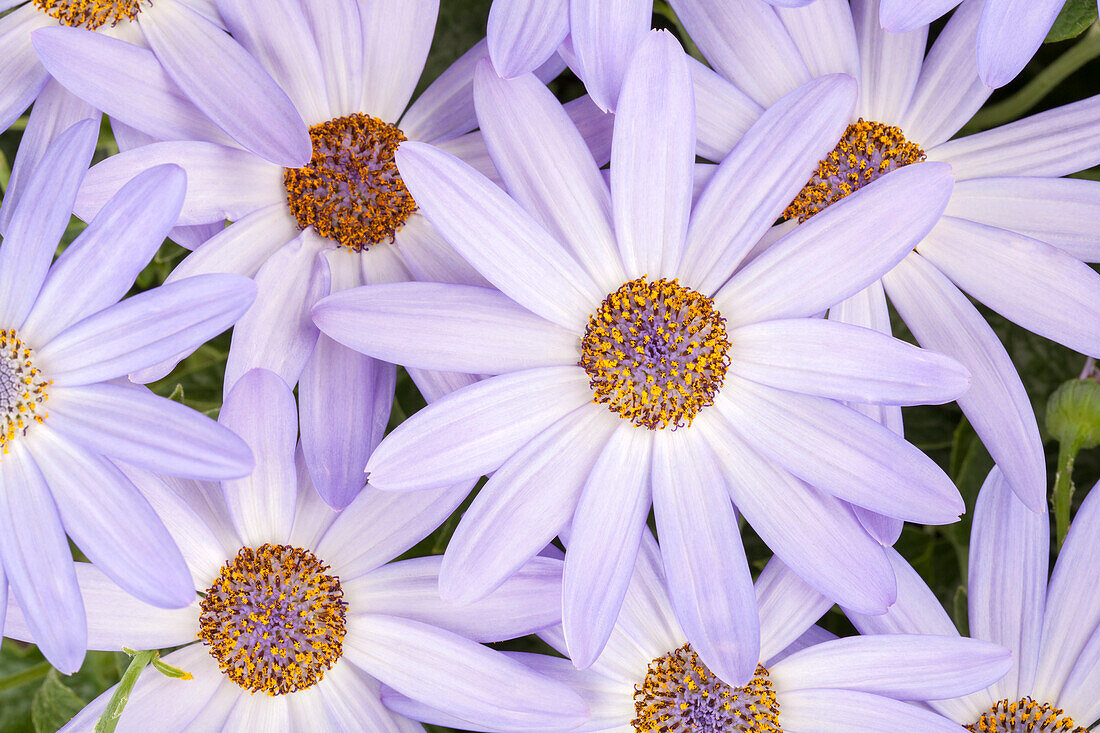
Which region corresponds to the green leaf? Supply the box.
[167,383,186,403]
[1046,0,1099,43]
[150,658,192,681]
[31,670,84,733]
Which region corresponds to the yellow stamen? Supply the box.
[0,329,49,456]
[633,644,782,732]
[198,544,347,696]
[967,698,1086,732]
[580,277,730,430]
[33,0,145,30]
[283,114,416,253]
[783,118,925,223]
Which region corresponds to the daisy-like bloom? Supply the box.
[849,470,1100,731]
[4,369,588,732]
[0,119,256,674]
[879,0,1081,88]
[313,30,971,686]
[664,0,1100,513]
[34,0,611,509]
[385,532,1015,733]
[0,0,309,243]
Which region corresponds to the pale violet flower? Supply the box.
[849,470,1100,731]
[879,0,1078,88]
[0,0,309,240]
[386,533,1013,733]
[0,120,255,673]
[4,369,587,732]
[33,0,611,510]
[665,0,1100,514]
[313,31,970,686]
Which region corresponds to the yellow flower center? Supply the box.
[783,119,925,223]
[633,644,782,732]
[198,544,348,696]
[0,329,49,456]
[32,0,145,30]
[967,698,1087,732]
[283,114,417,253]
[580,277,730,430]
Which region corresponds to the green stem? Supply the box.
[0,661,51,692]
[94,650,156,733]
[1082,356,1097,380]
[1053,436,1085,550]
[653,1,706,63]
[962,23,1100,134]
[0,148,10,194]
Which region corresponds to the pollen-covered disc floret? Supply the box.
[967,698,1087,732]
[580,277,730,431]
[632,644,782,732]
[783,118,926,223]
[198,544,348,696]
[0,330,49,455]
[32,0,146,30]
[283,114,416,253]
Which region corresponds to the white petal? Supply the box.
[610,30,695,276]
[217,370,299,546]
[851,0,927,122]
[396,141,601,331]
[930,94,1100,179]
[917,217,1100,357]
[900,0,990,148]
[365,367,594,491]
[652,428,759,686]
[944,177,1100,263]
[438,404,617,604]
[881,251,1046,511]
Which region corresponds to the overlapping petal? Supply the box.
[313,283,579,375]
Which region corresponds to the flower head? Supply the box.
[3,369,587,731]
[314,30,971,685]
[849,468,1100,731]
[37,0,605,510]
[661,0,1100,515]
[0,120,256,673]
[388,533,1014,733]
[0,0,310,241]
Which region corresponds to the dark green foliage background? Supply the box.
[0,0,1098,730]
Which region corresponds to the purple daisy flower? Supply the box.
[0,119,256,673]
[313,30,971,686]
[0,0,310,239]
[879,0,1078,88]
[31,0,612,510]
[849,470,1100,731]
[663,0,1100,514]
[385,532,1013,732]
[4,369,587,732]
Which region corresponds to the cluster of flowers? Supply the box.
[0,0,1098,730]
